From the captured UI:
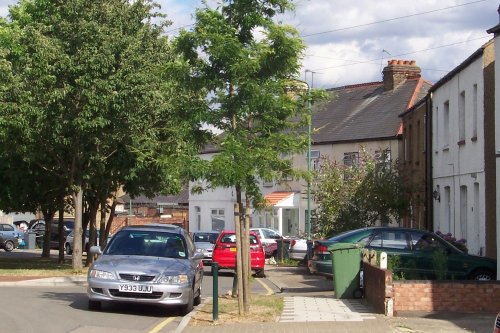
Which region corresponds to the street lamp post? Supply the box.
[305,70,316,242]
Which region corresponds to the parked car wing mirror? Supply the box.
[192,251,204,260]
[89,246,103,256]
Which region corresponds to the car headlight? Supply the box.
[89,269,116,280]
[158,275,189,285]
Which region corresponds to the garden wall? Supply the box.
[362,262,500,316]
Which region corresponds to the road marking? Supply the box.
[149,316,175,333]
[255,277,274,295]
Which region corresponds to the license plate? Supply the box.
[229,247,237,252]
[119,284,153,293]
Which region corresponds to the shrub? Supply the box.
[435,231,468,253]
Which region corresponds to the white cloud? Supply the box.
[2,0,498,87]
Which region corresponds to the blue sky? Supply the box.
[1,0,498,88]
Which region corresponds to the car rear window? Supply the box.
[193,233,218,244]
[219,233,259,244]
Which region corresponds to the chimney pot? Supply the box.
[382,60,421,91]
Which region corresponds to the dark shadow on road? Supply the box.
[38,290,184,317]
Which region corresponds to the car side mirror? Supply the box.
[89,246,103,256]
[192,251,204,260]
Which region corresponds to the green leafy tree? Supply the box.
[0,0,205,268]
[176,0,312,314]
[314,147,410,237]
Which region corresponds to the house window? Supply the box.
[443,101,450,148]
[416,121,421,164]
[343,152,359,181]
[211,209,225,231]
[444,186,451,231]
[195,206,201,230]
[458,91,465,143]
[472,84,478,139]
[434,106,439,150]
[408,124,412,161]
[280,153,293,181]
[310,150,320,171]
[403,126,409,161]
[343,152,359,167]
[460,185,467,240]
[423,115,427,152]
[375,149,391,165]
[263,180,273,187]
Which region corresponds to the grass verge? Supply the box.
[190,294,283,326]
[0,257,87,276]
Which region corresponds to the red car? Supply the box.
[211,230,266,277]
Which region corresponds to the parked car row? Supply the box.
[26,219,75,249]
[309,226,497,281]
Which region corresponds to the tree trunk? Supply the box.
[57,205,65,264]
[242,196,251,313]
[85,198,99,267]
[234,200,244,315]
[71,189,83,270]
[103,200,116,248]
[42,215,53,258]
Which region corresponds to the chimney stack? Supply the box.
[382,59,421,91]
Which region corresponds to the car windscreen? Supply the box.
[105,230,187,259]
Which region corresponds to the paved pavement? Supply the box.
[1,249,496,333]
[183,265,496,333]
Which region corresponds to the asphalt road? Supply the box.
[0,265,272,333]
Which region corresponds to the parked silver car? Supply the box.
[64,229,102,255]
[87,224,204,314]
[192,231,219,264]
[0,223,21,251]
[289,238,308,261]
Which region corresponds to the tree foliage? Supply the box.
[175,0,313,314]
[313,147,410,237]
[0,0,205,267]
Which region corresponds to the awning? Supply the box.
[264,191,295,207]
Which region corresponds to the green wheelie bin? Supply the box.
[329,242,363,299]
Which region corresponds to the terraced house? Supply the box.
[189,60,431,236]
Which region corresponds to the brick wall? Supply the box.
[393,280,500,314]
[363,262,500,316]
[111,216,187,234]
[363,262,393,314]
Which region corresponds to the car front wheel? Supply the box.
[469,269,494,281]
[180,288,194,315]
[255,268,265,278]
[4,240,14,252]
[65,243,72,255]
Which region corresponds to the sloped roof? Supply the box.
[264,191,295,206]
[311,78,431,144]
[200,76,430,154]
